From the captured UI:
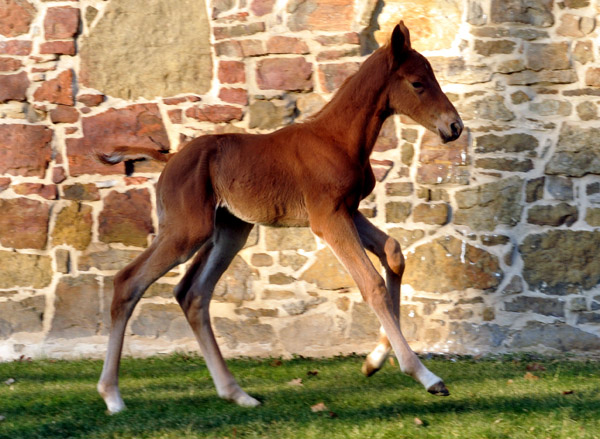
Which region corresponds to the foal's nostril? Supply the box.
[450,121,461,138]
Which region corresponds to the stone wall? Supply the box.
[2,0,600,361]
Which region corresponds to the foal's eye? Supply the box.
[411,81,424,89]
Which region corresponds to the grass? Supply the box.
[1,353,600,439]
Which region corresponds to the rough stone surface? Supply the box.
[44,7,79,40]
[288,0,354,32]
[546,124,600,177]
[132,304,191,340]
[490,0,554,26]
[0,252,52,289]
[0,198,49,250]
[265,228,316,251]
[0,124,52,177]
[48,275,100,339]
[214,317,274,349]
[0,0,36,37]
[99,189,154,247]
[505,296,565,317]
[213,256,257,305]
[52,202,93,250]
[256,57,312,91]
[520,231,600,295]
[0,71,29,102]
[33,70,74,106]
[404,236,503,293]
[0,296,45,339]
[67,104,169,176]
[511,322,600,352]
[80,0,211,99]
[301,248,353,290]
[454,177,523,230]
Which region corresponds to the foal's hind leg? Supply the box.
[175,209,259,407]
[97,229,210,413]
[354,213,402,377]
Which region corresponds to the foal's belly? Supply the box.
[218,195,310,227]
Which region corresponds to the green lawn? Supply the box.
[1,353,599,439]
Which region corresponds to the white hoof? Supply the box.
[98,383,126,414]
[234,393,261,407]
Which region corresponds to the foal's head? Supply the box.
[385,22,463,143]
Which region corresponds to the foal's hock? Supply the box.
[97,21,463,414]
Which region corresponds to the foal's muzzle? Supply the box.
[439,118,463,143]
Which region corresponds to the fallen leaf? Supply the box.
[507,379,514,384]
[311,402,328,412]
[328,411,338,418]
[270,359,282,367]
[494,419,503,424]
[562,390,574,395]
[526,362,546,372]
[307,370,318,377]
[388,357,396,367]
[287,378,303,386]
[524,372,539,381]
[4,378,15,386]
[414,417,424,426]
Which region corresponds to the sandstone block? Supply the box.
[505,296,565,317]
[186,105,243,123]
[520,230,600,294]
[219,88,248,106]
[0,0,36,37]
[251,0,275,16]
[373,117,398,152]
[40,40,76,55]
[218,61,245,83]
[132,303,191,340]
[44,7,79,39]
[249,100,293,129]
[546,124,600,177]
[576,101,598,121]
[78,248,142,271]
[213,256,257,305]
[0,296,45,339]
[349,301,380,341]
[288,0,354,32]
[490,0,553,26]
[257,57,312,91]
[475,158,533,172]
[475,133,538,153]
[79,0,211,100]
[413,203,449,225]
[318,62,359,93]
[385,201,411,223]
[278,313,339,353]
[50,105,79,123]
[454,177,523,230]
[48,275,100,339]
[33,70,74,105]
[67,104,169,176]
[529,99,572,117]
[506,69,577,85]
[511,321,600,351]
[0,198,49,249]
[0,252,52,289]
[214,317,275,349]
[0,40,31,55]
[265,227,316,251]
[300,248,353,290]
[0,71,29,102]
[99,189,154,247]
[52,202,93,250]
[63,183,100,201]
[0,124,52,177]
[266,36,309,54]
[0,57,22,72]
[388,228,425,248]
[585,208,600,227]
[404,236,503,293]
[474,40,516,56]
[585,68,600,87]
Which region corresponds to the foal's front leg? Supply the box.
[311,208,448,395]
[354,213,402,377]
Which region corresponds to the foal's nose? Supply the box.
[450,121,462,139]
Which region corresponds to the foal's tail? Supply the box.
[96,146,173,165]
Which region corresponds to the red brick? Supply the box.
[44,7,80,39]
[256,57,313,91]
[266,36,309,54]
[288,0,354,32]
[219,88,248,105]
[0,198,50,249]
[185,105,243,123]
[33,70,74,105]
[66,104,169,176]
[0,0,36,37]
[218,61,245,83]
[99,189,154,247]
[0,177,11,192]
[315,33,360,46]
[0,57,22,72]
[0,71,29,102]
[213,22,265,40]
[0,124,52,177]
[215,41,244,57]
[50,105,79,123]
[40,40,76,55]
[77,93,104,107]
[318,62,360,93]
[0,40,32,55]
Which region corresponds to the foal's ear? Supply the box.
[390,21,411,62]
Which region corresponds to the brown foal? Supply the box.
[97,22,463,413]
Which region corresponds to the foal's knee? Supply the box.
[384,237,404,276]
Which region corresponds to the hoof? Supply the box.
[427,381,450,396]
[235,393,261,408]
[361,360,381,377]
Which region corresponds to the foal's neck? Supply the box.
[311,48,392,162]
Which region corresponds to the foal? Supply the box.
[97,21,463,413]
